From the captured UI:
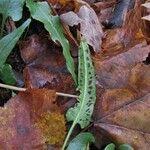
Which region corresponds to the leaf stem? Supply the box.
[0,83,78,98]
[62,119,77,150]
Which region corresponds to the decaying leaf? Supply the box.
[20,34,76,90]
[20,34,76,111]
[95,42,150,89]
[100,0,144,53]
[19,34,49,64]
[60,5,103,52]
[92,41,150,149]
[0,89,66,149]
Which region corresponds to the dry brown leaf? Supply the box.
[60,5,103,52]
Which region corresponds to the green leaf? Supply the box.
[66,40,96,128]
[0,0,25,21]
[26,0,77,84]
[119,144,134,150]
[0,64,16,85]
[0,19,31,68]
[66,132,95,150]
[62,40,96,150]
[104,143,134,150]
[104,143,116,150]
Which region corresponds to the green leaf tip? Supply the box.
[0,19,31,68]
[26,0,77,85]
[0,0,25,21]
[104,143,115,150]
[0,0,25,36]
[119,144,134,150]
[0,64,16,85]
[66,132,95,150]
[104,143,134,150]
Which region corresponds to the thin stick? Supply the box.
[0,83,78,98]
[56,92,78,98]
[0,83,26,91]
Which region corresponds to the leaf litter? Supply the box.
[0,0,150,149]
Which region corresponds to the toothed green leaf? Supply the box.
[26,0,77,84]
[66,40,96,128]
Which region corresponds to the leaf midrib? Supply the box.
[74,41,88,127]
[36,2,64,46]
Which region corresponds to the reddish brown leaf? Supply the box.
[93,93,150,149]
[0,89,66,149]
[94,59,150,150]
[101,0,145,53]
[19,34,49,64]
[19,34,76,111]
[94,42,150,89]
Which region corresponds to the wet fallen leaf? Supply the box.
[20,34,76,111]
[1,0,150,149]
[0,89,66,149]
[94,42,150,89]
[101,0,145,54]
[19,34,49,64]
[92,42,150,149]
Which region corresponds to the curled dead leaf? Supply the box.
[60,5,103,52]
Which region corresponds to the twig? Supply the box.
[0,83,26,91]
[0,83,78,98]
